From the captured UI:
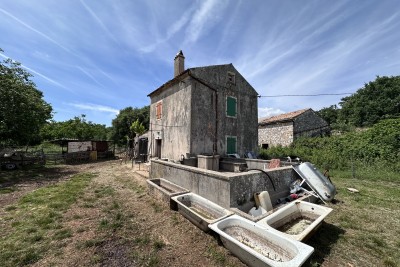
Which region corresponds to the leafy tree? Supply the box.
[111,106,149,146]
[317,104,339,125]
[130,119,146,137]
[338,76,400,127]
[40,115,110,141]
[0,49,52,146]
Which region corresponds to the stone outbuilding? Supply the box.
[147,51,259,161]
[258,108,330,148]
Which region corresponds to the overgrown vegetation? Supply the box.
[317,75,400,130]
[0,173,94,266]
[259,118,400,176]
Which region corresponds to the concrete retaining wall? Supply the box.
[150,159,299,210]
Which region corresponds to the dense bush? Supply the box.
[259,118,400,172]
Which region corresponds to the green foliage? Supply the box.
[130,119,146,137]
[259,118,400,174]
[0,49,53,146]
[317,104,339,125]
[317,76,400,130]
[339,76,400,127]
[111,106,149,145]
[40,114,111,141]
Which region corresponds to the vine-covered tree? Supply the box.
[0,49,53,146]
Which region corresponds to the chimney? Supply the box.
[174,50,185,77]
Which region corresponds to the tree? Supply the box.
[130,119,146,137]
[338,76,400,127]
[317,105,339,125]
[0,49,53,146]
[111,106,149,146]
[40,115,110,141]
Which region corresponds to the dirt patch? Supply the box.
[1,160,245,266]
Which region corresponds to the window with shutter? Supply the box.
[156,101,162,120]
[226,96,237,118]
[226,136,237,154]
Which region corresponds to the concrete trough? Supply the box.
[209,215,314,267]
[172,193,234,232]
[146,178,190,210]
[257,201,332,241]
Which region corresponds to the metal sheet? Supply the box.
[293,162,336,202]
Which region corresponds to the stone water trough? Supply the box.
[146,178,189,210]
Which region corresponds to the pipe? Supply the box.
[247,169,276,191]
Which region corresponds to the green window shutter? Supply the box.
[227,136,237,154]
[227,96,237,117]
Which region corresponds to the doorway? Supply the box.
[155,139,162,158]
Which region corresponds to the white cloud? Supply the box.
[258,107,285,119]
[68,103,119,115]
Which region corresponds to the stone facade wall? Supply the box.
[190,65,259,156]
[258,122,293,147]
[149,78,192,160]
[149,64,259,161]
[258,109,330,147]
[293,110,330,138]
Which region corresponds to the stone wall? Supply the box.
[258,121,293,147]
[293,110,330,138]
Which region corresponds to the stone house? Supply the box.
[147,51,259,161]
[258,108,330,148]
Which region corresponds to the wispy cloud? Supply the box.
[76,66,104,88]
[184,0,228,44]
[0,7,73,54]
[79,0,119,44]
[68,103,119,115]
[0,52,69,91]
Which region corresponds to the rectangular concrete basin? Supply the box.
[147,178,190,210]
[257,200,332,241]
[172,193,234,232]
[209,215,314,267]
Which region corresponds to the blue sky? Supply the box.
[1,0,399,126]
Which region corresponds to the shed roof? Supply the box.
[258,108,311,125]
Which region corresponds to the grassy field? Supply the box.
[0,162,399,266]
[305,168,400,267]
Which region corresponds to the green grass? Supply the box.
[0,173,94,267]
[304,169,400,267]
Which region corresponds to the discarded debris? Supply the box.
[347,188,359,193]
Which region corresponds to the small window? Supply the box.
[156,101,162,120]
[226,96,237,117]
[226,136,237,154]
[227,71,236,84]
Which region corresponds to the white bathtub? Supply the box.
[172,193,234,232]
[257,201,332,241]
[209,215,314,267]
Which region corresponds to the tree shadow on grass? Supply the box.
[303,222,345,267]
[0,165,79,188]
